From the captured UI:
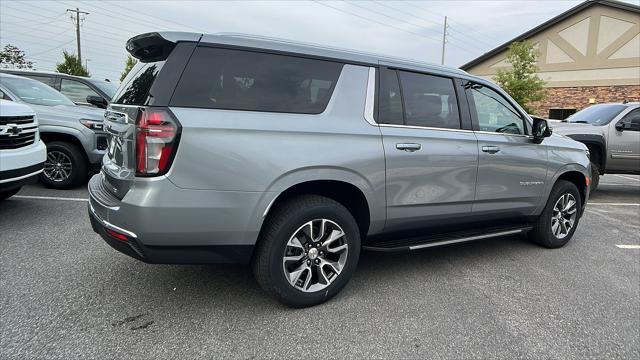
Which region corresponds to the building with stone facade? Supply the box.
[461,0,639,119]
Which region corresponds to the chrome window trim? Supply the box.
[363,67,377,126]
[474,130,534,139]
[378,123,474,134]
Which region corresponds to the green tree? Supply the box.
[120,55,137,81]
[56,50,89,76]
[0,44,34,69]
[494,40,546,114]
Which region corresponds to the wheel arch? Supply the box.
[262,179,373,241]
[39,129,89,161]
[566,134,606,172]
[535,163,589,216]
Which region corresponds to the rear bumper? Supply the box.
[88,204,253,263]
[87,173,265,264]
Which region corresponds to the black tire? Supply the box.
[0,187,21,201]
[252,195,361,308]
[589,161,600,193]
[39,141,88,189]
[529,180,582,248]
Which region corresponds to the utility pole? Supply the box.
[441,16,448,65]
[66,8,89,64]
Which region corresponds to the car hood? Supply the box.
[551,122,606,137]
[27,103,105,122]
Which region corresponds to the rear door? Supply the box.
[464,81,547,215]
[101,40,195,199]
[378,68,478,231]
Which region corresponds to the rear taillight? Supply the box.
[135,108,180,176]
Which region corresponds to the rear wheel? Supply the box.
[252,195,360,308]
[40,141,87,189]
[529,180,582,248]
[0,187,21,201]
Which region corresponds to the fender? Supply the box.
[534,163,589,215]
[565,133,606,170]
[250,166,386,236]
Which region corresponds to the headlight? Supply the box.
[79,119,104,131]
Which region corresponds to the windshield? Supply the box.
[88,79,118,99]
[1,76,75,106]
[566,104,627,125]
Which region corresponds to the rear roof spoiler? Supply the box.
[126,32,202,62]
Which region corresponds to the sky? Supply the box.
[0,0,635,82]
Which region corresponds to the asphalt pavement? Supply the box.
[1,175,639,359]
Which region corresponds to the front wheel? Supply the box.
[529,180,582,248]
[252,195,360,308]
[39,141,87,189]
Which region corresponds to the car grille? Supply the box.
[0,115,37,150]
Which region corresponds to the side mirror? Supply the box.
[86,95,108,109]
[532,117,552,140]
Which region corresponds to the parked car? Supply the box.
[0,73,107,189]
[88,32,591,307]
[553,103,640,190]
[0,99,47,200]
[0,69,117,108]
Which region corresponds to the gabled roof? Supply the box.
[459,0,640,70]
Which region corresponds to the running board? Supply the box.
[363,225,533,252]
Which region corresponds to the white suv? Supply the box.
[0,99,46,200]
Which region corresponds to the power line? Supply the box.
[66,7,89,63]
[311,0,471,55]
[341,0,442,39]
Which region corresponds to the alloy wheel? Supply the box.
[44,150,73,182]
[551,193,577,239]
[282,219,349,293]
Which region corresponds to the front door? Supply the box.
[607,108,640,172]
[465,82,548,216]
[378,68,478,231]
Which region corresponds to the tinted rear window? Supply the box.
[112,61,164,105]
[171,47,344,114]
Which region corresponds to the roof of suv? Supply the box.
[136,32,471,79]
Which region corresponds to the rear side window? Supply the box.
[112,61,165,105]
[27,75,58,88]
[377,68,403,125]
[171,47,344,114]
[398,71,461,129]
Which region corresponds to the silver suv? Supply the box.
[88,32,591,307]
[552,103,640,190]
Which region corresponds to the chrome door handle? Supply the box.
[482,146,500,154]
[396,143,421,152]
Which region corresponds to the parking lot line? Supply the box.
[615,244,640,249]
[598,183,640,187]
[588,203,640,206]
[612,174,640,182]
[12,195,88,202]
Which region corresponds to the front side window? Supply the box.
[171,47,344,114]
[60,79,101,104]
[468,83,525,135]
[618,109,640,131]
[398,71,461,129]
